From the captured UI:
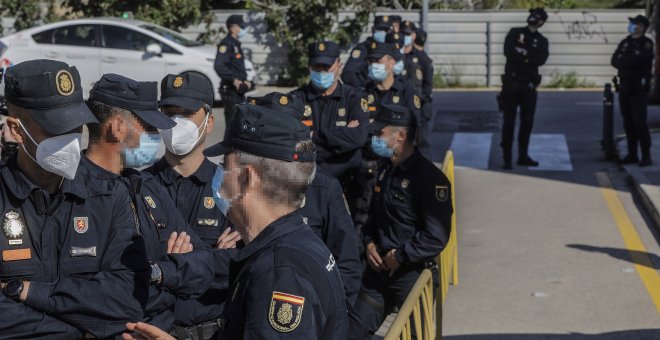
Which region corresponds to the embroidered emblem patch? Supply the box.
[173,76,184,88]
[338,108,346,117]
[361,98,368,112]
[401,179,409,189]
[318,43,325,51]
[269,292,305,332]
[371,42,377,49]
[435,185,449,202]
[73,217,89,234]
[352,49,361,59]
[56,70,74,96]
[414,95,421,109]
[204,197,215,209]
[416,69,423,80]
[219,45,227,53]
[304,105,312,117]
[3,210,24,245]
[392,95,400,104]
[279,95,288,105]
[368,94,375,104]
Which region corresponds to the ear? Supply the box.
[5,117,24,144]
[206,112,215,135]
[244,165,259,192]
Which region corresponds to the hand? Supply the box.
[347,120,359,128]
[19,281,29,302]
[383,249,401,277]
[122,322,175,340]
[243,80,252,88]
[167,232,192,254]
[216,227,241,249]
[233,79,242,90]
[366,243,384,272]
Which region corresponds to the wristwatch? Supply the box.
[3,278,23,302]
[150,263,162,285]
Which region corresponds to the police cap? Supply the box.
[373,15,393,31]
[369,104,415,132]
[204,97,315,162]
[89,73,175,129]
[385,34,403,60]
[308,41,340,66]
[415,27,428,46]
[367,41,398,60]
[401,21,417,34]
[227,14,246,29]
[629,15,650,28]
[527,8,548,25]
[159,72,214,112]
[3,59,97,134]
[248,92,305,120]
[391,15,402,24]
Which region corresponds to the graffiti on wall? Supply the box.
[556,11,609,43]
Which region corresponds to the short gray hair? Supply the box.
[234,140,316,208]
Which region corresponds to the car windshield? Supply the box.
[139,24,203,47]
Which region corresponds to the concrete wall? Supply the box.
[183,9,645,87]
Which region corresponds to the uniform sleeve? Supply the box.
[212,248,236,291]
[0,295,84,339]
[421,56,434,103]
[396,174,453,264]
[403,84,423,129]
[143,286,177,322]
[341,46,368,87]
[617,38,654,69]
[611,40,626,69]
[361,188,379,248]
[323,178,361,307]
[24,187,151,338]
[504,28,526,64]
[241,266,324,339]
[315,92,369,155]
[214,42,236,81]
[529,35,549,67]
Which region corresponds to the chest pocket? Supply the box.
[61,206,104,277]
[0,208,39,279]
[335,107,348,127]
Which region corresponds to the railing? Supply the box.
[384,150,459,340]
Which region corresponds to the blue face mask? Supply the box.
[238,29,246,39]
[371,135,394,158]
[628,23,637,34]
[123,133,161,168]
[404,35,413,46]
[369,63,389,81]
[393,60,404,75]
[373,30,387,43]
[310,70,335,89]
[211,165,230,215]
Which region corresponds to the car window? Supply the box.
[139,24,203,47]
[102,25,178,54]
[50,25,97,47]
[32,28,55,44]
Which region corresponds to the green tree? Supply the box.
[0,0,44,36]
[246,0,375,86]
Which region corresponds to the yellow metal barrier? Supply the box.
[384,150,459,340]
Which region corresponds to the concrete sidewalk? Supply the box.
[621,132,660,234]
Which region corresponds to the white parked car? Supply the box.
[0,17,257,102]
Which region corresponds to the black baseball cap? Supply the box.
[247,92,305,120]
[415,27,428,46]
[373,15,393,31]
[369,104,415,132]
[629,15,650,28]
[204,100,315,162]
[527,8,548,24]
[385,33,404,60]
[89,74,175,129]
[308,41,340,66]
[367,41,397,59]
[159,72,214,111]
[3,59,98,134]
[401,21,417,34]
[391,15,402,24]
[227,15,246,29]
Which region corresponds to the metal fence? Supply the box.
[183,9,645,87]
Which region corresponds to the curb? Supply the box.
[625,168,660,234]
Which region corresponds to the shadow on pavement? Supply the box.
[444,329,660,339]
[566,244,659,270]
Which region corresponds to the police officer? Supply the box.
[400,21,433,157]
[500,8,549,169]
[342,15,393,88]
[124,97,349,340]
[289,41,369,179]
[352,104,452,337]
[0,59,150,338]
[84,74,215,331]
[145,73,237,338]
[215,14,251,131]
[251,92,362,307]
[611,15,654,166]
[391,15,402,33]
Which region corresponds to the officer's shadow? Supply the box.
[566,244,660,270]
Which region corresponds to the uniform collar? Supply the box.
[227,34,241,46]
[1,156,88,200]
[151,157,216,185]
[304,82,344,101]
[366,76,403,92]
[231,211,307,262]
[397,148,423,172]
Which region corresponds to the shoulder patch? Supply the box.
[218,45,227,53]
[361,98,368,112]
[414,95,421,109]
[269,292,305,332]
[416,69,423,80]
[352,49,361,59]
[435,185,449,202]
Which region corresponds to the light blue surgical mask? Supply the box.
[371,135,394,158]
[238,29,247,39]
[369,63,389,81]
[123,133,161,168]
[373,30,387,43]
[627,23,637,34]
[211,165,230,215]
[404,35,413,46]
[310,70,335,89]
[393,60,404,75]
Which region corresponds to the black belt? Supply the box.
[172,318,225,340]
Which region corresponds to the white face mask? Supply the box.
[160,113,210,156]
[19,121,82,180]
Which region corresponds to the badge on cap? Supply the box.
[279,95,289,105]
[269,291,305,332]
[435,185,449,202]
[144,196,157,209]
[392,96,400,104]
[383,16,389,22]
[3,210,25,245]
[73,217,89,234]
[173,76,184,88]
[219,45,227,53]
[371,42,377,49]
[361,98,368,112]
[318,43,325,52]
[304,105,312,117]
[352,49,361,59]
[338,108,346,117]
[414,95,421,109]
[56,70,74,96]
[416,69,423,80]
[204,197,215,209]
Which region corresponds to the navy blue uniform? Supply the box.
[300,169,361,306]
[611,35,654,161]
[216,212,348,339]
[341,38,374,88]
[145,158,233,328]
[0,156,150,338]
[120,167,215,331]
[289,83,369,178]
[215,35,248,129]
[354,149,452,334]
